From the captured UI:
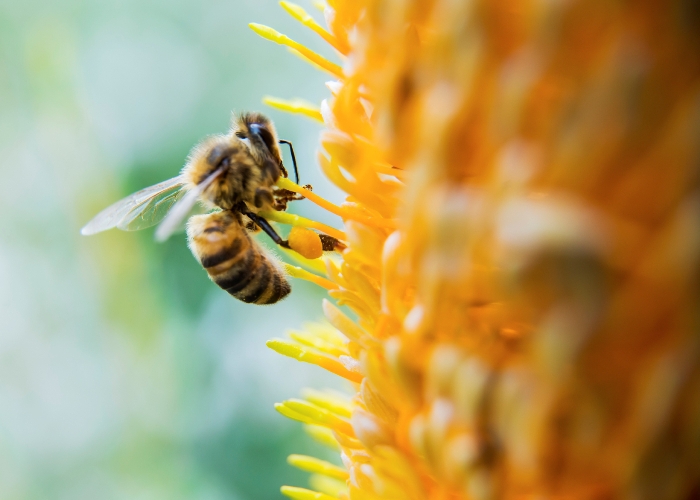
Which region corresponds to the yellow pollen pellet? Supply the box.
[289,227,324,259]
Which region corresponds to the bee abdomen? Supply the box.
[212,252,290,304]
[189,211,291,305]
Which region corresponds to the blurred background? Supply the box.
[0,1,348,499]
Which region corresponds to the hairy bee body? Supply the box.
[184,113,284,211]
[187,211,290,304]
[81,111,307,305]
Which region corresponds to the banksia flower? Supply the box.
[253,1,700,499]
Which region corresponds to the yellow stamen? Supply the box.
[275,178,398,229]
[279,1,349,55]
[248,23,343,78]
[301,388,352,417]
[311,0,326,12]
[287,454,349,480]
[281,248,328,275]
[287,48,328,74]
[263,95,323,122]
[266,339,363,382]
[288,331,347,357]
[275,403,318,426]
[304,424,340,450]
[260,208,347,241]
[283,264,338,290]
[308,475,347,498]
[281,486,338,500]
[323,299,378,349]
[283,398,355,436]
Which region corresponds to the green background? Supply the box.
[0,1,348,498]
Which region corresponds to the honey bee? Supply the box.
[82,112,336,304]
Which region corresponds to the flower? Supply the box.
[253,1,700,499]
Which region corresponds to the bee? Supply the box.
[82,112,336,304]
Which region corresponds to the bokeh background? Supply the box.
[0,1,348,498]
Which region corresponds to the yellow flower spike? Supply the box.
[275,178,398,229]
[304,424,341,450]
[303,322,347,346]
[280,485,338,500]
[279,1,349,55]
[311,0,326,12]
[266,338,363,383]
[301,388,352,418]
[288,331,347,357]
[275,403,318,426]
[280,248,328,275]
[283,398,356,436]
[248,23,343,78]
[323,256,347,287]
[263,95,323,122]
[332,430,365,450]
[322,299,377,349]
[287,454,349,480]
[255,0,699,497]
[327,290,377,328]
[283,264,338,291]
[288,226,324,260]
[287,48,329,74]
[308,475,348,497]
[260,208,346,241]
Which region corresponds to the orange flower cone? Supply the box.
[254,1,700,498]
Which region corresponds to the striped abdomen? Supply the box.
[187,211,290,304]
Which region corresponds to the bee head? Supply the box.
[232,112,283,166]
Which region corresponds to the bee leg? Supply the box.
[244,211,291,249]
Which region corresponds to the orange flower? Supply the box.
[254,1,700,499]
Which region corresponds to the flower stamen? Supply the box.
[248,23,343,78]
[279,1,349,55]
[263,96,323,122]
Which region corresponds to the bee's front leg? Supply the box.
[243,211,291,249]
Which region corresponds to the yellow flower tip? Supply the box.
[281,485,338,500]
[287,454,349,480]
[275,402,317,425]
[263,96,323,122]
[267,338,304,359]
[279,1,313,23]
[289,227,324,259]
[267,338,363,383]
[248,23,285,43]
[284,398,355,436]
[249,22,342,78]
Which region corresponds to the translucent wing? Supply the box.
[117,186,188,231]
[81,175,186,235]
[154,166,226,242]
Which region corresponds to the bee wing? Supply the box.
[117,185,188,231]
[154,166,226,242]
[81,175,186,235]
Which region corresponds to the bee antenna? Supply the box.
[279,140,299,184]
